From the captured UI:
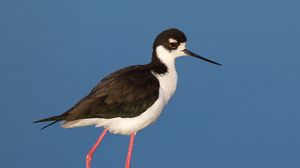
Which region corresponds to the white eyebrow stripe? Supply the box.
[168,38,178,43]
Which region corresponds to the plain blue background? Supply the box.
[1,0,299,167]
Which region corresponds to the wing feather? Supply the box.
[62,65,159,120]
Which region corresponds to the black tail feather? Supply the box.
[34,116,62,130]
[40,120,60,130]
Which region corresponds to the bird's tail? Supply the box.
[34,115,63,130]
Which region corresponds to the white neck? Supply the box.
[155,45,177,70]
[153,45,180,104]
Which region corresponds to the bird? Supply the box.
[34,28,222,168]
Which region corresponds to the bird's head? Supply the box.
[153,28,222,66]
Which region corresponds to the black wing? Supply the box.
[34,65,160,127]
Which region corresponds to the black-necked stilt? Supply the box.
[34,28,222,168]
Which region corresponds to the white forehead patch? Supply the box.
[177,42,186,51]
[168,38,178,43]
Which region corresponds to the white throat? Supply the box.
[152,44,186,104]
[155,43,186,70]
[156,46,176,70]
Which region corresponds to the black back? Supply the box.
[64,65,160,120]
[34,63,167,127]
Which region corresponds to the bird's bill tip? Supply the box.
[183,49,222,66]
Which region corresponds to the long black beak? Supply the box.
[183,49,222,66]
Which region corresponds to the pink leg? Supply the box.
[86,129,108,168]
[125,132,136,168]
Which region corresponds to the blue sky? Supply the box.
[1,0,300,167]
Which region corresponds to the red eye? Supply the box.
[169,42,177,48]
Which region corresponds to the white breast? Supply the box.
[153,68,178,104]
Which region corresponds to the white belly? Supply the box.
[62,70,178,135]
